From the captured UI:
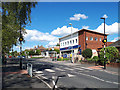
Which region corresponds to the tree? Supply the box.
[99,46,119,63]
[56,43,60,46]
[54,49,60,54]
[82,48,92,59]
[35,49,41,55]
[28,50,35,55]
[2,2,37,55]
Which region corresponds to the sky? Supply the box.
[13,2,119,52]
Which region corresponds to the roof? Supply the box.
[109,40,120,47]
[59,29,109,40]
[37,45,46,50]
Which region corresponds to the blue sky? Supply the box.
[13,2,119,52]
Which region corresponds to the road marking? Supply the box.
[105,81,113,84]
[45,69,55,72]
[35,71,43,74]
[35,76,52,88]
[64,68,74,71]
[74,68,84,70]
[67,74,76,77]
[113,82,119,85]
[77,72,119,85]
[55,68,65,71]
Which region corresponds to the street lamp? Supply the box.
[100,17,106,69]
[19,21,23,70]
[69,23,73,63]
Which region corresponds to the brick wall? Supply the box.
[78,30,107,51]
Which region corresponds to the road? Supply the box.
[27,58,119,89]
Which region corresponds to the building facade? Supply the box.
[59,29,108,57]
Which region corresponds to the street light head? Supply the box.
[100,17,105,19]
[69,23,72,25]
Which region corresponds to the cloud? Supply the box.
[70,13,88,21]
[94,22,118,34]
[111,37,120,42]
[24,29,58,42]
[103,14,108,18]
[82,26,89,29]
[51,26,79,36]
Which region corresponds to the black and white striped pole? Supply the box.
[101,17,106,69]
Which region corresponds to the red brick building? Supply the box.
[78,29,108,52]
[59,29,113,57]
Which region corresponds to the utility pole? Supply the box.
[69,23,73,63]
[19,21,23,70]
[101,17,106,69]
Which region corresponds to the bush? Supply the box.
[57,58,69,61]
[92,56,99,62]
[82,48,92,59]
[86,58,92,61]
[99,46,119,63]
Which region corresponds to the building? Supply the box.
[109,39,120,53]
[59,29,109,57]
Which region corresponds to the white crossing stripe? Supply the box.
[35,71,43,74]
[64,68,74,70]
[45,69,55,72]
[74,68,84,70]
[80,67,93,70]
[67,74,76,77]
[55,68,65,71]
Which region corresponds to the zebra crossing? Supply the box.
[33,66,94,80]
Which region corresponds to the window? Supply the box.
[70,40,72,44]
[86,37,88,40]
[95,37,98,41]
[67,41,69,45]
[76,39,77,43]
[100,38,101,41]
[63,42,64,46]
[65,42,66,45]
[73,40,74,44]
[90,37,93,40]
[61,43,62,46]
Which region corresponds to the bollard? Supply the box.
[27,63,32,77]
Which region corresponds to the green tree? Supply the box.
[28,50,35,55]
[54,49,60,54]
[82,48,92,59]
[2,2,37,55]
[56,43,60,46]
[35,49,41,55]
[99,46,119,63]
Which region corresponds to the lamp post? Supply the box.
[100,17,106,69]
[69,23,73,63]
[19,21,23,70]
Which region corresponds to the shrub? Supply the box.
[99,46,119,63]
[82,48,92,59]
[86,58,92,61]
[92,56,99,62]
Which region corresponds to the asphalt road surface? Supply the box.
[27,58,119,89]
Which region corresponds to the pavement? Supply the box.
[2,58,49,89]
